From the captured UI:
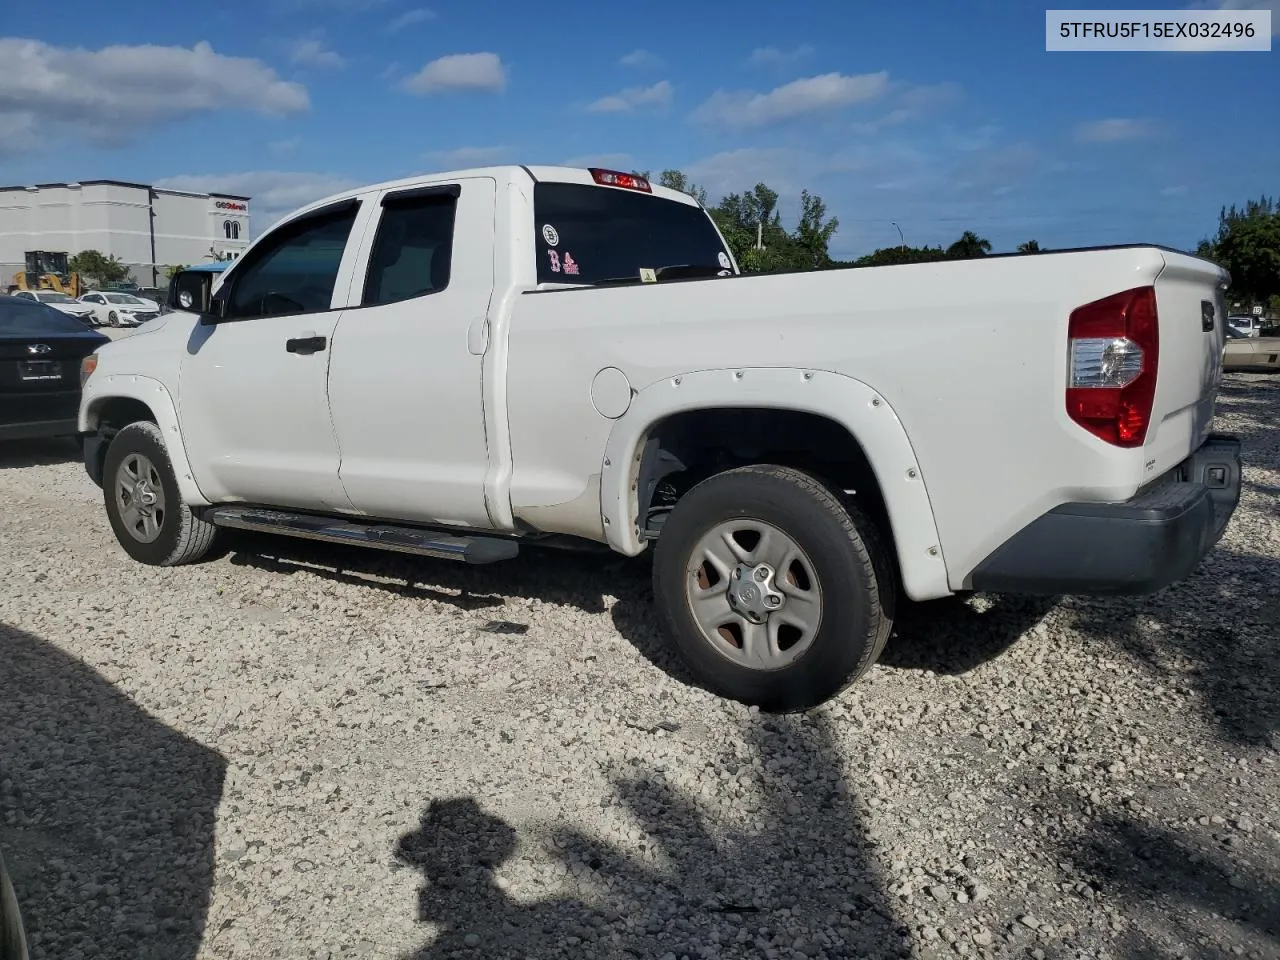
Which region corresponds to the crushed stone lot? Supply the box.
[1,373,1277,960]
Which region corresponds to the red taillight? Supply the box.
[588,168,652,192]
[1065,285,1159,448]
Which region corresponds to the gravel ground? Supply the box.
[1,371,1277,960]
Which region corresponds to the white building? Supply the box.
[0,179,251,289]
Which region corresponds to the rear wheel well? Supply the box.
[635,407,900,581]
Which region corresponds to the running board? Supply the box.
[205,506,520,564]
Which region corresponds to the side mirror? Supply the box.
[167,270,227,324]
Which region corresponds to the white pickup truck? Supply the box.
[77,164,1242,710]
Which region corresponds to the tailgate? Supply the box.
[1145,250,1230,479]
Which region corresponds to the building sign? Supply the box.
[215,200,248,212]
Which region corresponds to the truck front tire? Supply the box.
[102,421,221,566]
[652,464,895,712]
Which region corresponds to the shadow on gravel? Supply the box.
[0,438,80,471]
[223,532,712,689]
[1064,549,1280,749]
[395,711,908,959]
[224,531,644,616]
[878,594,1057,675]
[0,621,226,960]
[1059,813,1280,960]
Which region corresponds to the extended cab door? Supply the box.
[178,196,371,511]
[325,178,497,528]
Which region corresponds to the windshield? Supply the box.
[36,292,75,303]
[105,294,144,304]
[533,182,732,286]
[0,296,95,335]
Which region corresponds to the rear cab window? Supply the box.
[532,182,733,287]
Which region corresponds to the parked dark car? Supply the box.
[0,294,109,443]
[0,849,27,960]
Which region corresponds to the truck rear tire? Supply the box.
[102,420,221,566]
[652,464,895,711]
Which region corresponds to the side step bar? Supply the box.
[205,506,520,564]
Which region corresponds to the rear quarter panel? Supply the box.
[505,247,1187,589]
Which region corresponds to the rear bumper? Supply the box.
[0,418,79,442]
[967,434,1242,596]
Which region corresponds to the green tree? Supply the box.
[845,245,950,267]
[163,264,188,280]
[656,169,709,207]
[1017,239,1041,253]
[1197,195,1280,305]
[946,231,993,259]
[793,190,839,269]
[68,250,130,286]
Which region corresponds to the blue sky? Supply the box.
[1,0,1276,258]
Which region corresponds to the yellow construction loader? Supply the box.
[7,251,84,299]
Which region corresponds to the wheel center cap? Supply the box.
[135,482,156,507]
[728,563,784,622]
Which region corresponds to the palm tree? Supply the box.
[946,230,993,259]
[1017,239,1042,254]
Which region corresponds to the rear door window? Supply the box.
[362,189,458,306]
[532,182,732,286]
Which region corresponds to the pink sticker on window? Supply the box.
[548,250,561,273]
[563,252,579,276]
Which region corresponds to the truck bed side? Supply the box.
[503,246,1227,596]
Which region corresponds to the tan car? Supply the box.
[1223,325,1280,372]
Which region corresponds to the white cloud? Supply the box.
[401,52,507,94]
[386,7,435,30]
[1074,118,1160,142]
[559,152,638,170]
[0,111,38,156]
[691,71,889,128]
[268,136,301,156]
[586,80,673,113]
[618,48,662,68]
[749,45,815,66]
[0,37,309,151]
[288,33,344,69]
[154,171,362,235]
[684,147,815,198]
[426,145,509,167]
[850,81,964,135]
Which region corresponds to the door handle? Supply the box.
[286,334,326,354]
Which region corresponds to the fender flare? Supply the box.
[79,374,211,507]
[598,367,951,602]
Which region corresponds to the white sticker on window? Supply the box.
[718,251,731,269]
[542,224,559,247]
